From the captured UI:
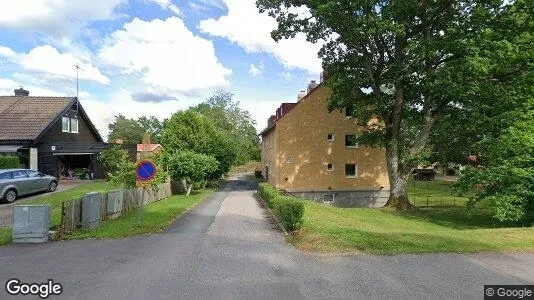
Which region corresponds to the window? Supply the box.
[26,170,40,178]
[345,135,358,148]
[62,117,70,132]
[62,116,78,134]
[323,194,334,203]
[70,118,79,133]
[12,171,27,179]
[0,172,11,180]
[345,164,358,178]
[327,163,334,171]
[327,133,334,142]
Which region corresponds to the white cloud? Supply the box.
[81,89,196,140]
[147,0,181,15]
[0,0,125,37]
[0,78,66,97]
[0,45,110,84]
[249,63,264,77]
[199,0,323,74]
[98,17,231,93]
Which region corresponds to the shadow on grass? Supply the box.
[391,206,518,230]
[293,226,500,254]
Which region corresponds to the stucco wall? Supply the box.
[265,85,390,193]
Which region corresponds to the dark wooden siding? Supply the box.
[38,109,100,144]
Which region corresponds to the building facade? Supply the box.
[0,88,108,179]
[260,82,390,207]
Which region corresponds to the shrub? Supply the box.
[166,151,219,195]
[258,183,279,207]
[273,196,305,232]
[0,156,20,169]
[254,170,263,178]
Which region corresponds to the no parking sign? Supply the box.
[136,160,156,188]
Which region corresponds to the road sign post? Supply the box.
[136,160,156,226]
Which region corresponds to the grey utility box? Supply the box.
[82,192,102,229]
[12,205,51,243]
[106,190,124,220]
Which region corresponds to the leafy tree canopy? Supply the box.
[108,114,165,144]
[257,0,533,209]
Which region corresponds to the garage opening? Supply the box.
[55,153,95,181]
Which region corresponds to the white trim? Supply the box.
[327,163,334,171]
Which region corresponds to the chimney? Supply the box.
[307,80,318,94]
[14,86,29,96]
[297,90,306,101]
[267,115,277,126]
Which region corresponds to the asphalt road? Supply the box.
[0,176,532,299]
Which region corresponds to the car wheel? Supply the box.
[48,181,58,192]
[3,189,17,203]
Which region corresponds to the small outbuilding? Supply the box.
[411,168,437,181]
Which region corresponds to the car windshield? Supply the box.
[26,170,40,177]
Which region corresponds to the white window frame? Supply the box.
[345,163,358,178]
[323,194,334,203]
[327,133,335,142]
[327,163,334,172]
[62,116,70,133]
[70,118,79,133]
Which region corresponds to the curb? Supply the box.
[254,192,289,236]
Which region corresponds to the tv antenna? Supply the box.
[74,63,84,113]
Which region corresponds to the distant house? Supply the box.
[411,168,437,181]
[259,76,390,207]
[0,87,107,179]
[136,144,163,160]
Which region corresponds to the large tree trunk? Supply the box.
[384,84,413,210]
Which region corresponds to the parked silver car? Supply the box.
[0,169,58,203]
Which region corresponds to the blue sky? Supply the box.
[0,0,323,139]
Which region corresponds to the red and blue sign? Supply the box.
[136,160,156,181]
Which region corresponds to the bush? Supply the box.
[258,183,279,207]
[273,196,304,232]
[0,156,20,169]
[254,170,263,178]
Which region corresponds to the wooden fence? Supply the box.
[60,182,175,233]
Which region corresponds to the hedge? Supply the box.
[0,156,20,169]
[273,196,304,232]
[258,183,280,208]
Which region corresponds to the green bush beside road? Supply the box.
[273,196,304,232]
[258,183,279,208]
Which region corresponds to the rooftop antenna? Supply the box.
[74,63,84,113]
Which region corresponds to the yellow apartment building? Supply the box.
[260,79,390,207]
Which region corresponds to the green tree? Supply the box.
[108,115,164,144]
[257,0,532,209]
[99,145,136,188]
[162,110,237,178]
[457,107,534,225]
[166,151,219,195]
[192,91,260,164]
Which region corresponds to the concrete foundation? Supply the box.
[289,190,390,208]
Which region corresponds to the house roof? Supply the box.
[258,82,324,136]
[0,96,103,142]
[136,144,162,152]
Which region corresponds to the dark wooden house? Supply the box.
[0,87,108,179]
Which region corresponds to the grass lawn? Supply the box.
[24,181,114,228]
[288,180,534,254]
[66,190,213,240]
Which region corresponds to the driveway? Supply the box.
[0,176,532,299]
[0,181,82,227]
